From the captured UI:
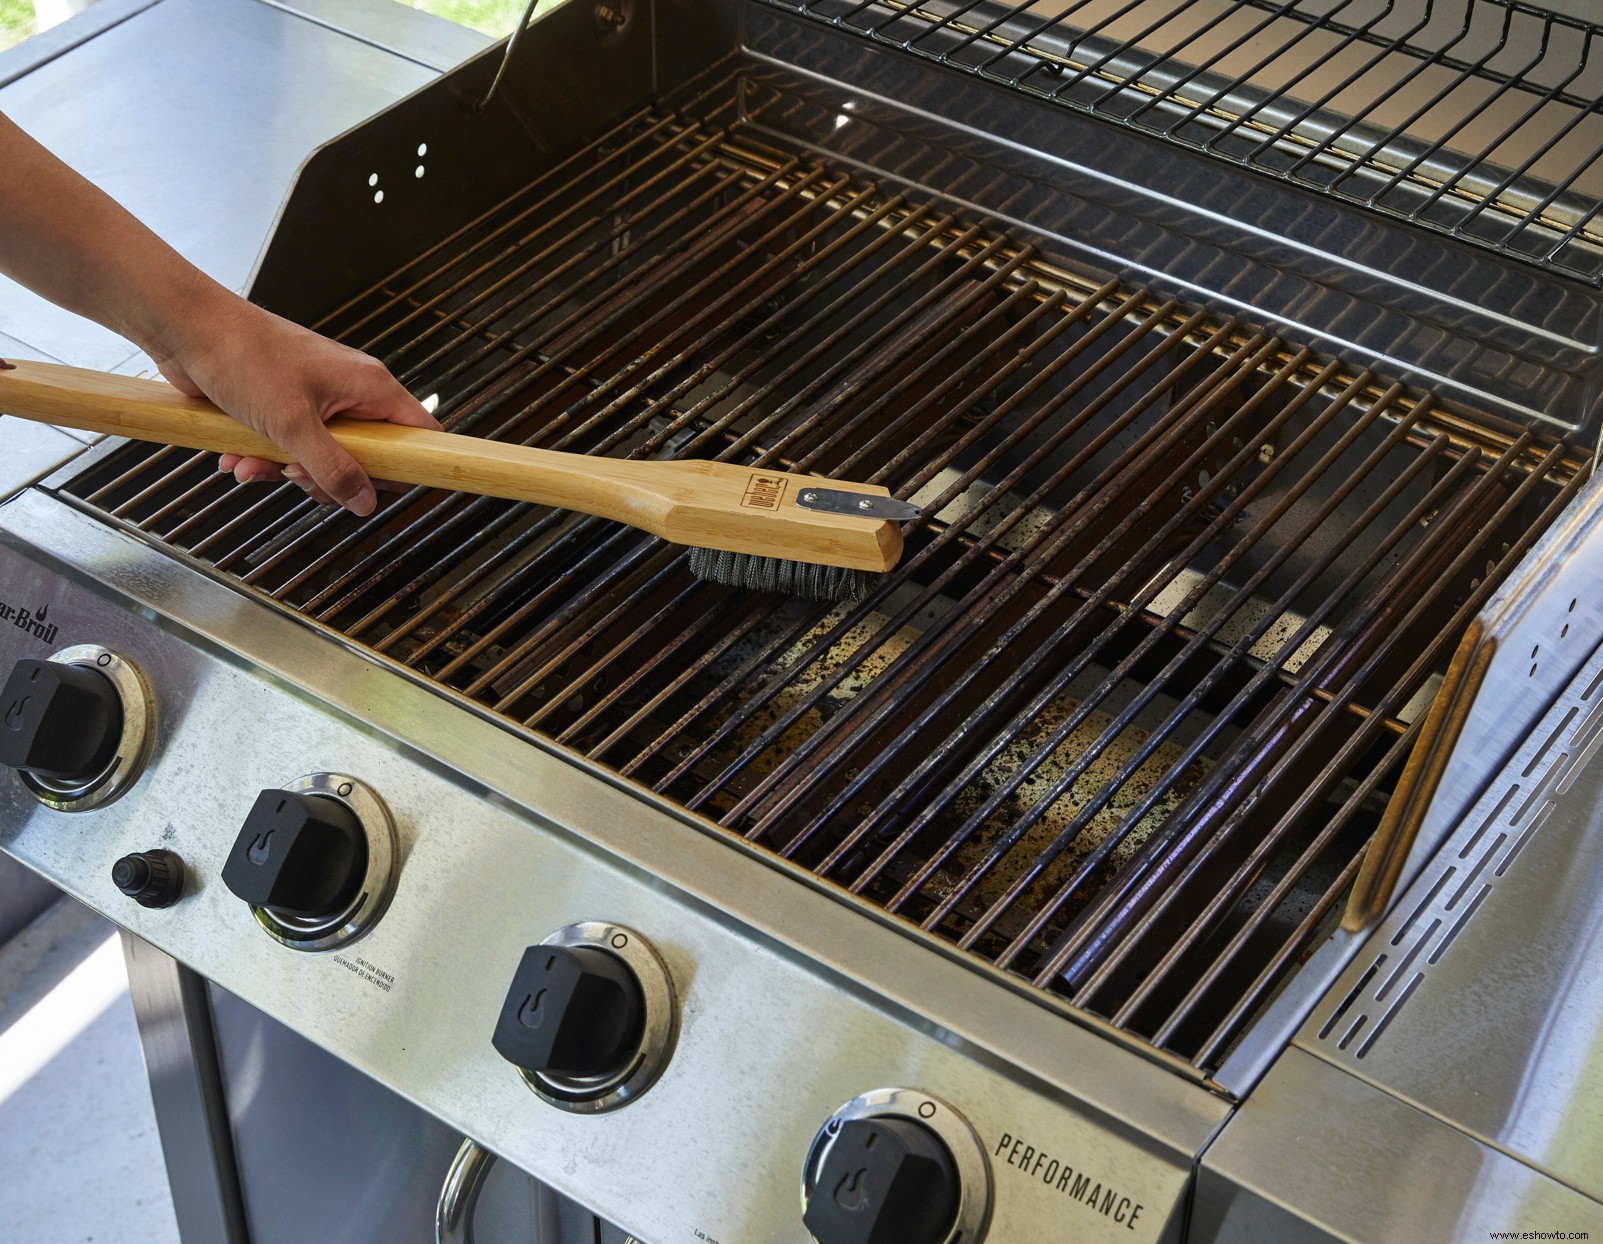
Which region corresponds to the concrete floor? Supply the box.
[0,898,181,1244]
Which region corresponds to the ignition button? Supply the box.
[112,848,185,909]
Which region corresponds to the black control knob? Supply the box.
[112,849,185,909]
[493,944,645,1080]
[804,1117,961,1244]
[0,658,122,782]
[221,789,367,920]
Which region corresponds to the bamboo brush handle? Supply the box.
[0,359,904,572]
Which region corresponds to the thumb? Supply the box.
[342,369,442,432]
[155,357,205,398]
[273,411,376,517]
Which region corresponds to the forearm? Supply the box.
[0,111,237,361]
[0,110,434,515]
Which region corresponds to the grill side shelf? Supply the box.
[1297,628,1603,1203]
[1311,643,1603,1062]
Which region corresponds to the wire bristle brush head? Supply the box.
[687,547,872,602]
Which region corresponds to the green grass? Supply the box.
[0,0,36,52]
[396,0,530,36]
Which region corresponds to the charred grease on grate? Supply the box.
[56,80,1586,1075]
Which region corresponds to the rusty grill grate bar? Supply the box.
[761,0,1603,285]
[60,85,1584,1074]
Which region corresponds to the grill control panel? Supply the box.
[0,493,1214,1244]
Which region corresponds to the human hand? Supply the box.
[0,110,437,514]
[152,293,439,516]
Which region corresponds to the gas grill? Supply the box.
[57,87,1588,1075]
[5,1,1603,1240]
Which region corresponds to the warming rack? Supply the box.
[761,0,1603,285]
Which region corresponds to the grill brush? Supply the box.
[0,360,920,601]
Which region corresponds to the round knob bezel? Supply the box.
[246,773,396,952]
[517,921,676,1115]
[19,645,153,813]
[802,1089,992,1244]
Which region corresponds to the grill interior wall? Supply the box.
[60,75,1585,1074]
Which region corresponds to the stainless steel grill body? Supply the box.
[4,0,1603,1239]
[0,493,1227,1242]
[63,87,1585,1081]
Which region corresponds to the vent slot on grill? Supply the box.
[760,0,1603,285]
[58,80,1586,1076]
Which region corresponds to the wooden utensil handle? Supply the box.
[0,359,643,511]
[0,359,905,571]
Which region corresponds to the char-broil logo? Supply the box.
[0,598,57,646]
[741,473,788,510]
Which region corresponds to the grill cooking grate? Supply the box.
[762,0,1603,284]
[60,82,1584,1074]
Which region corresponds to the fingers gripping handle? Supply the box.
[0,359,910,572]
